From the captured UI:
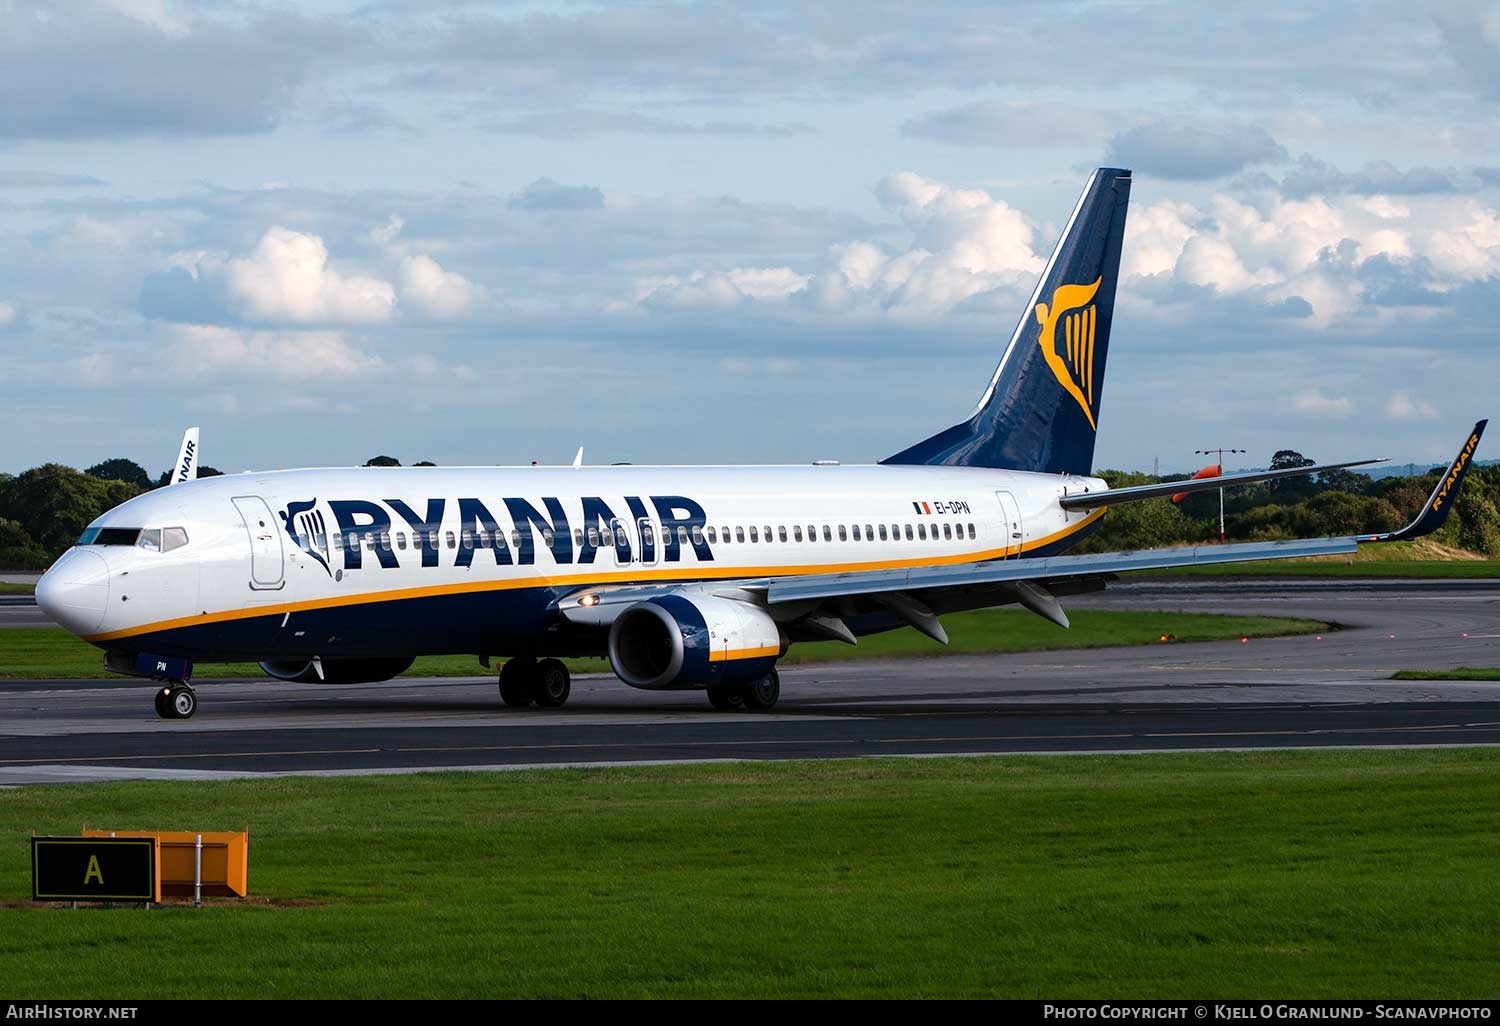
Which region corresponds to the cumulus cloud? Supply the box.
[1117,189,1500,325]
[171,324,386,379]
[1105,122,1288,180]
[147,227,397,326]
[630,171,1047,319]
[1386,390,1438,420]
[398,254,484,318]
[637,267,811,309]
[1287,388,1355,417]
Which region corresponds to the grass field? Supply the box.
[1137,539,1500,578]
[0,610,1327,680]
[1393,667,1500,681]
[4,750,1500,998]
[0,581,35,594]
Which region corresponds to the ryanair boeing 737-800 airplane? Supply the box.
[35,168,1487,719]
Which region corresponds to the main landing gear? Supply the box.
[706,668,780,712]
[498,657,572,709]
[153,684,197,720]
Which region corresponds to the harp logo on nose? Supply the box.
[1034,277,1103,430]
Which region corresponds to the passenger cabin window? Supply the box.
[461,529,473,550]
[793,525,803,542]
[905,524,914,541]
[749,526,759,543]
[706,527,716,544]
[736,527,746,543]
[397,532,408,550]
[851,525,861,541]
[838,525,847,542]
[878,524,888,541]
[380,532,392,551]
[822,525,832,542]
[943,523,952,540]
[778,526,788,543]
[806,524,816,541]
[763,525,772,542]
[692,526,705,545]
[968,523,976,540]
[543,529,556,548]
[446,531,456,549]
[917,523,927,540]
[588,527,600,547]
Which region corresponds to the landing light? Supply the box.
[579,594,599,607]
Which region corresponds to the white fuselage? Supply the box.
[42,463,1107,660]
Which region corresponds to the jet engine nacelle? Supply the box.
[607,594,782,691]
[258,656,415,685]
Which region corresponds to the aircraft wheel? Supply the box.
[742,669,780,711]
[706,688,745,711]
[153,687,173,719]
[498,658,537,707]
[533,659,571,708]
[167,685,197,719]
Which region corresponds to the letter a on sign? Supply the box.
[84,855,104,886]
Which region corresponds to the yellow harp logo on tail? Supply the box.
[1034,277,1103,430]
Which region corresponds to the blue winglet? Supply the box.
[1363,420,1487,542]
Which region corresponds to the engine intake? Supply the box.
[607,593,781,690]
[258,656,415,685]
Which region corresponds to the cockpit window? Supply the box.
[76,526,189,551]
[84,527,143,546]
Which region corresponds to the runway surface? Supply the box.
[4,578,1500,785]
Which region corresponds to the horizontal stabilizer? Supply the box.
[1059,457,1387,511]
[1362,419,1487,543]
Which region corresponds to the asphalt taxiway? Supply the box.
[4,578,1500,784]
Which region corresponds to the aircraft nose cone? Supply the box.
[36,549,110,635]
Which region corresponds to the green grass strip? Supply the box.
[1392,667,1500,681]
[3,750,1500,998]
[0,610,1326,680]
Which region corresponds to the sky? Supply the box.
[1,0,1498,477]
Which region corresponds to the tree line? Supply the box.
[0,451,1493,572]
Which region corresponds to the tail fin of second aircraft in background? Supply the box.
[170,427,199,485]
[882,167,1132,476]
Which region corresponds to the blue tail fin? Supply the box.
[882,167,1132,475]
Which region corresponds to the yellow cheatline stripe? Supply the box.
[708,645,781,663]
[83,508,1106,644]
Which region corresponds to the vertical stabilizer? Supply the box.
[882,168,1132,474]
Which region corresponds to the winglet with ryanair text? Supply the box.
[1362,419,1487,543]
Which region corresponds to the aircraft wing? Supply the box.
[558,421,1485,636]
[1059,457,1387,510]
